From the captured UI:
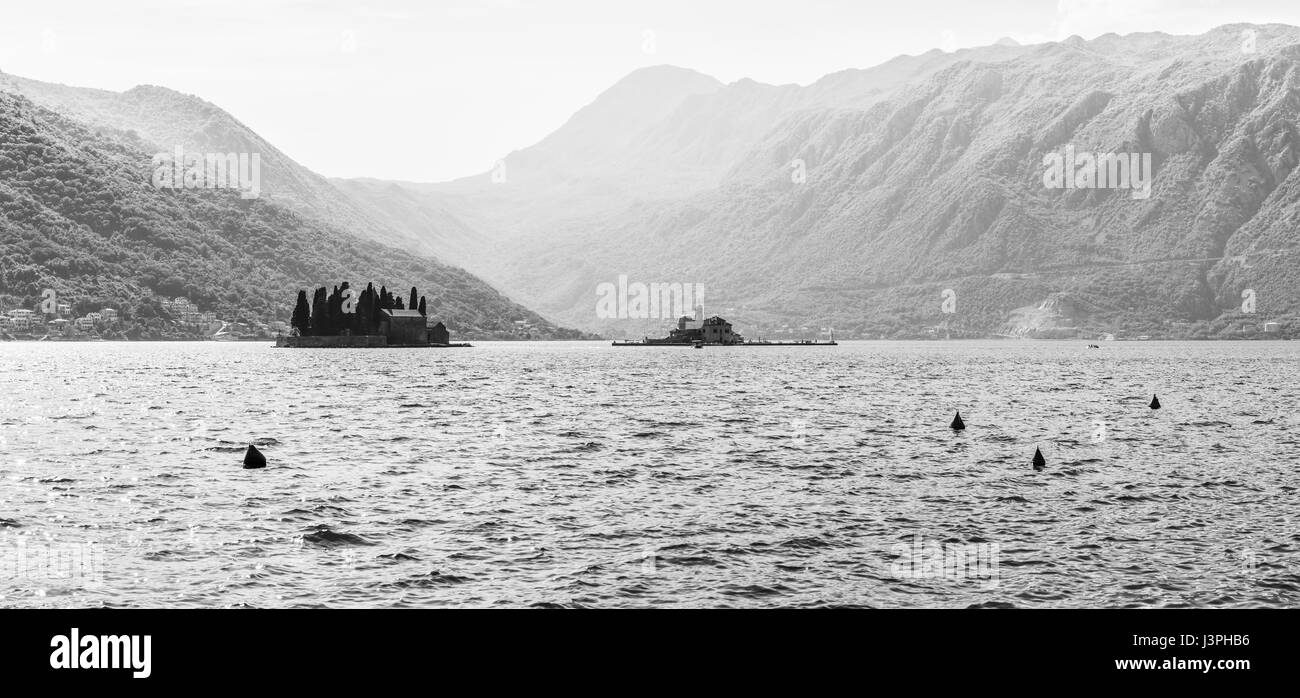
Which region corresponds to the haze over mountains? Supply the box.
[4,23,1299,340]
[335,23,1300,340]
[0,72,585,339]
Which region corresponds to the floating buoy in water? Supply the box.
[1032,447,1045,471]
[1149,394,1161,410]
[243,444,266,469]
[950,411,965,430]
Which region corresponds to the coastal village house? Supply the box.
[165,297,200,319]
[0,296,241,337]
[7,309,33,330]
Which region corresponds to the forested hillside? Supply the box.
[0,90,586,339]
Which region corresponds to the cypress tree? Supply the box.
[327,285,343,335]
[409,287,418,312]
[359,283,375,334]
[310,287,327,335]
[370,284,380,332]
[291,290,311,335]
[418,296,427,316]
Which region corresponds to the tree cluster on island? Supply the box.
[290,282,429,336]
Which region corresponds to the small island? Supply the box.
[276,282,470,348]
[612,307,837,346]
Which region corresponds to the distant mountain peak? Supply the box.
[601,64,722,96]
[621,63,718,79]
[504,63,723,175]
[123,83,184,97]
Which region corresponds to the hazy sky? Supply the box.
[2,0,1298,182]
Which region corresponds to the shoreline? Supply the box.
[0,337,1294,344]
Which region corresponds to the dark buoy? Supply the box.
[1149,394,1161,410]
[950,411,966,430]
[243,444,266,469]
[1032,447,1045,471]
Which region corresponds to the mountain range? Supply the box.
[4,23,1299,341]
[332,23,1300,340]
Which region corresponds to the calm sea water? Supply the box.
[1,340,1297,608]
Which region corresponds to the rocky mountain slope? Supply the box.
[338,24,1300,340]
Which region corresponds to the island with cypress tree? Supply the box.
[275,282,471,348]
